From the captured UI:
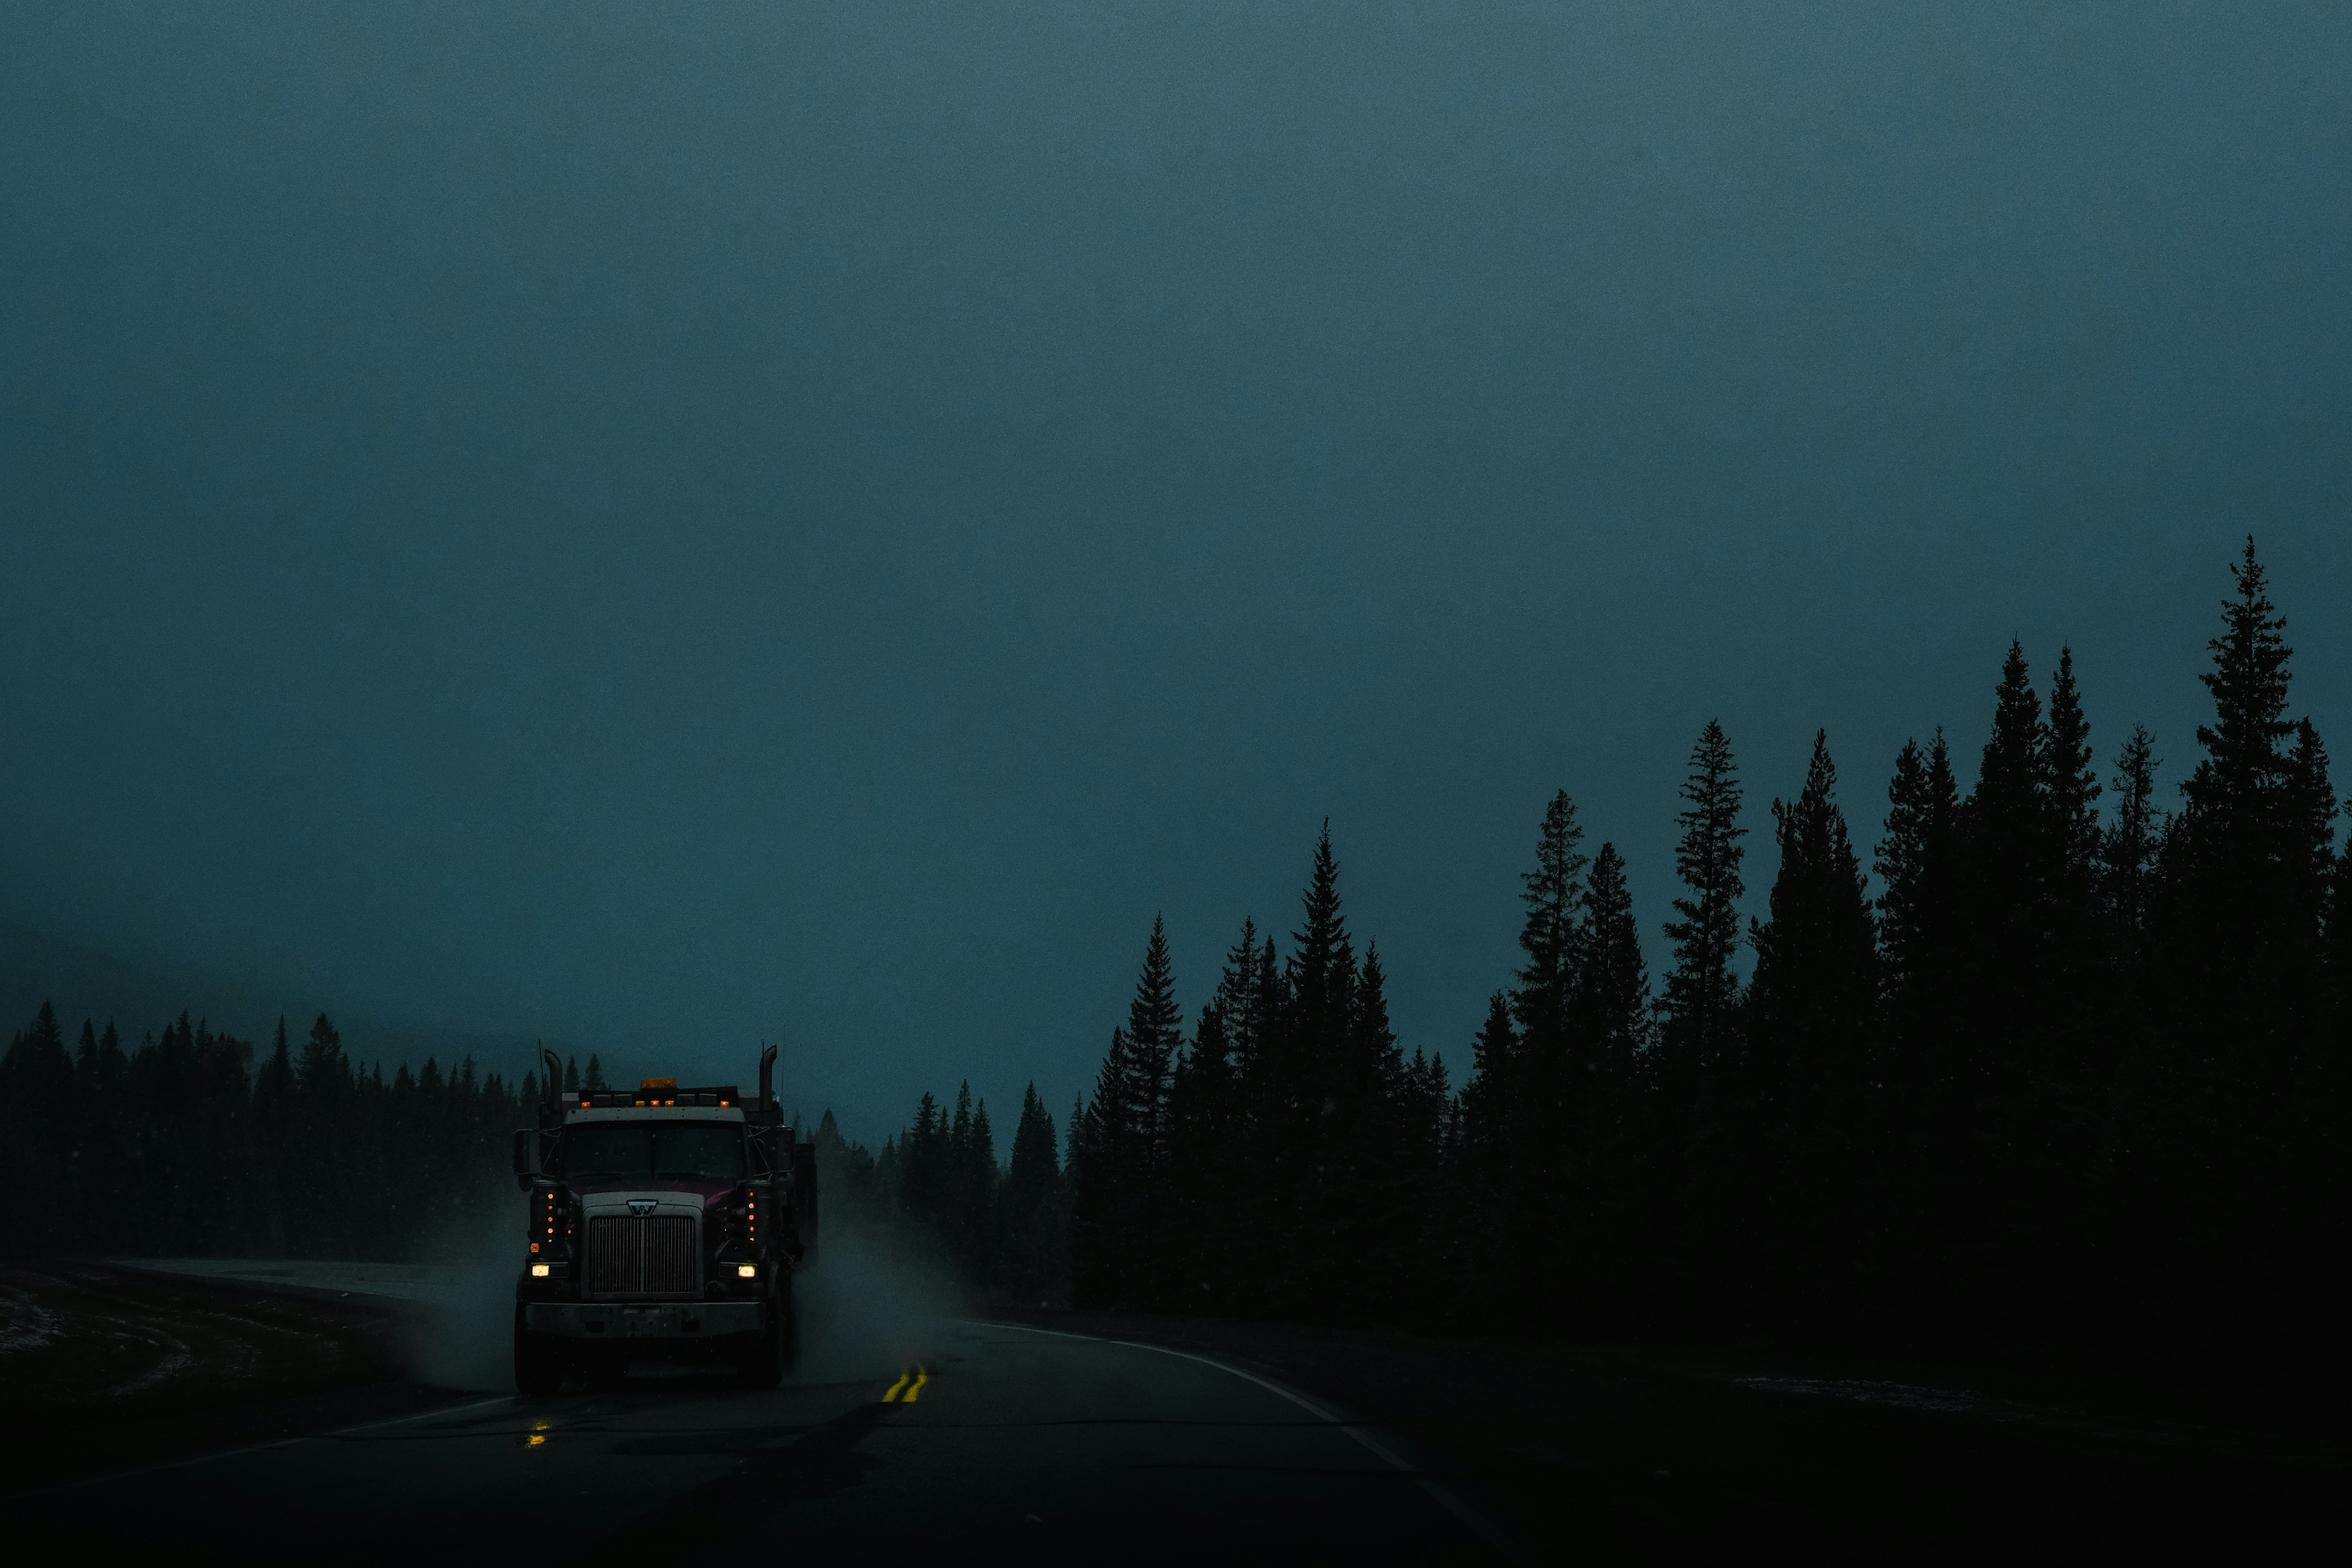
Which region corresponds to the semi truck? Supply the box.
[510,1044,816,1394]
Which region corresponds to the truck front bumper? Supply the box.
[523,1301,765,1340]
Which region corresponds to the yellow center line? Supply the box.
[881,1371,911,1402]
[902,1367,930,1403]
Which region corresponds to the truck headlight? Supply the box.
[736,1264,756,1279]
[531,1264,550,1278]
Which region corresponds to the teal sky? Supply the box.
[4,3,2348,1140]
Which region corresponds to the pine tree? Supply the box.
[1453,992,1520,1314]
[1745,731,1879,1314]
[2163,539,2331,1088]
[1576,843,1651,1082]
[899,1091,947,1236]
[584,1054,609,1091]
[1951,640,2074,1220]
[942,1084,997,1281]
[1661,720,1748,1080]
[999,1085,1067,1304]
[1325,941,1408,1316]
[1071,918,1184,1307]
[2184,539,2296,839]
[1514,791,1588,1053]
[1567,841,1651,1326]
[2047,648,2104,911]
[2137,539,2337,1348]
[1248,827,1355,1313]
[2284,720,2338,982]
[1750,734,1878,1077]
[1876,732,1962,1050]
[2103,725,2164,967]
[1163,967,1238,1309]
[1503,792,1589,1318]
[1211,918,1268,1099]
[1285,824,1356,1089]
[1456,992,1518,1192]
[1395,1045,1451,1322]
[1126,916,1184,1153]
[299,1013,348,1094]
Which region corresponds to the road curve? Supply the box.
[23,1315,1522,1565]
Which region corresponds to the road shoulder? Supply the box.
[0,1259,486,1492]
[998,1307,2352,1560]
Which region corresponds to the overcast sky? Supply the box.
[4,3,2348,1141]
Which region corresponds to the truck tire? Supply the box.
[513,1307,568,1396]
[737,1293,793,1390]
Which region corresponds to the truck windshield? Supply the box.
[562,1122,745,1182]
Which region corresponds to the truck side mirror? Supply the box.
[512,1128,535,1179]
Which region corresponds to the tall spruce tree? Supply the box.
[2169,541,2318,1012]
[1326,942,1408,1316]
[999,1085,1066,1305]
[2138,539,2337,1349]
[2102,725,2163,971]
[2047,649,2104,918]
[1876,732,1962,1063]
[1506,792,1589,1316]
[1745,731,1880,1314]
[1285,824,1356,1089]
[1250,827,1355,1312]
[1569,841,1652,1325]
[1954,642,2066,1131]
[1163,968,1239,1309]
[1071,919,1182,1307]
[1749,733,1878,1096]
[1661,721,1748,1081]
[1576,843,1651,1083]
[2166,540,2331,1093]
[1514,791,1588,1053]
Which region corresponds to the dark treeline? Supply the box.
[812,1084,1073,1305]
[0,1010,575,1260]
[1070,541,2352,1374]
[0,973,1075,1295]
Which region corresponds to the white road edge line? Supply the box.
[974,1319,1537,1566]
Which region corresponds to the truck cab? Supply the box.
[511,1044,815,1394]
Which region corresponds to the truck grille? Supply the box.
[587,1214,699,1295]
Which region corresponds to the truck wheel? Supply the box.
[514,1307,568,1396]
[737,1298,787,1390]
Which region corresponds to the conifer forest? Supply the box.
[1065,539,2351,1376]
[4,541,2346,1378]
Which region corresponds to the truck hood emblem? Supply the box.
[627,1199,658,1215]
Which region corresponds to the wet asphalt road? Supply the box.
[28,1317,1518,1565]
